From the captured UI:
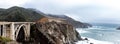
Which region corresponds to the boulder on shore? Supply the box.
[117,27,120,30]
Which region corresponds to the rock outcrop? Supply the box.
[117,27,120,30]
[30,17,82,44]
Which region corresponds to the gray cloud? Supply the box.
[1,0,120,24]
[23,0,120,24]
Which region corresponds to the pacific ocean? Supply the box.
[76,23,120,44]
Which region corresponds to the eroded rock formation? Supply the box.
[30,17,82,44]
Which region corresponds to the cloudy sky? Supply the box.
[0,0,120,24]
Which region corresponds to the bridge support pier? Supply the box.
[0,25,7,37]
[11,23,15,40]
[2,24,6,37]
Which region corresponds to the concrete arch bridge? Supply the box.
[0,22,35,41]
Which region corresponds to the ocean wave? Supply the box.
[75,37,114,44]
[76,26,120,44]
[76,29,90,33]
[87,26,116,30]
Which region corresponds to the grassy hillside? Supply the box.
[0,6,44,22]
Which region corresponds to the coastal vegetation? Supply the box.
[0,36,12,44]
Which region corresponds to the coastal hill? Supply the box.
[45,14,92,28]
[0,6,44,22]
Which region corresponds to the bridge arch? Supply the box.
[15,24,27,42]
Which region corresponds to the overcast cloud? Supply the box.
[0,0,120,24]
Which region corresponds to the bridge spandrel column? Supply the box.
[25,23,30,41]
[10,23,15,40]
[2,24,6,37]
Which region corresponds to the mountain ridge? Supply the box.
[0,6,44,22]
[45,14,92,28]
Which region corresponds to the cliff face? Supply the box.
[30,17,82,44]
[45,14,92,28]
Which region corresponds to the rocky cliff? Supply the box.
[45,14,92,28]
[30,17,82,44]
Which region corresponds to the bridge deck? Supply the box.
[0,22,35,25]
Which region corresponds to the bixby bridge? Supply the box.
[0,22,35,41]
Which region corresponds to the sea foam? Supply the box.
[76,37,114,44]
[76,28,114,44]
[76,29,90,33]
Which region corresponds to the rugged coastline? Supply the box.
[29,17,82,44]
[0,6,91,44]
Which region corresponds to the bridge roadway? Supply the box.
[0,22,35,41]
